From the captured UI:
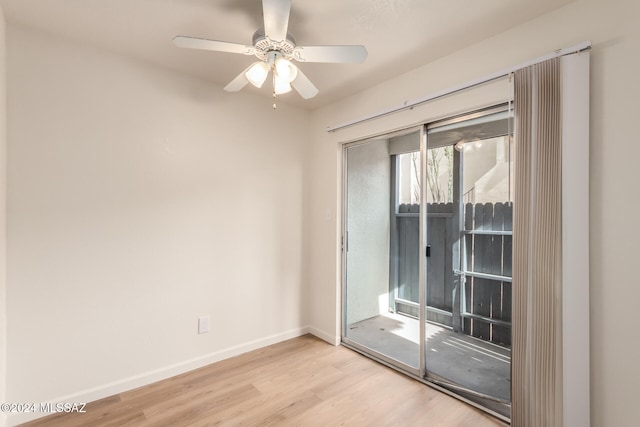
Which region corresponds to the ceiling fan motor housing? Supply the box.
[252,28,296,61]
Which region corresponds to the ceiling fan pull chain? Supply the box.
[272,73,278,109]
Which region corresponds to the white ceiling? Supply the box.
[0,0,574,109]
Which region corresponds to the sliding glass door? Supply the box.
[424,107,513,417]
[342,105,513,419]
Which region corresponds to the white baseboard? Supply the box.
[7,327,310,426]
[306,326,340,346]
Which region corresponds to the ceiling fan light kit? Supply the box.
[274,57,297,83]
[173,0,367,107]
[245,61,270,88]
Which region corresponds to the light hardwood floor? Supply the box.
[21,335,509,426]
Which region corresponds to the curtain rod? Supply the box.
[326,41,591,133]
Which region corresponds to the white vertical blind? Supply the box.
[512,51,590,427]
[512,57,563,427]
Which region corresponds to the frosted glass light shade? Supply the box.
[274,76,292,94]
[274,58,298,83]
[245,62,270,88]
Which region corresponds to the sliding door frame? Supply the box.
[417,125,427,378]
[340,126,424,377]
[421,105,513,418]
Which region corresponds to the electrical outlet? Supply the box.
[198,316,210,334]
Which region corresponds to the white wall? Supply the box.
[306,0,640,425]
[6,24,309,425]
[0,4,7,427]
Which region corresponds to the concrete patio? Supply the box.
[346,312,511,402]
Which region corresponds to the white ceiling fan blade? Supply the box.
[293,45,368,63]
[262,0,291,42]
[291,68,319,99]
[173,36,254,55]
[224,64,256,92]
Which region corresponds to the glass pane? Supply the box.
[426,146,454,204]
[462,136,514,207]
[394,151,420,315]
[397,152,421,205]
[344,134,420,369]
[462,135,513,348]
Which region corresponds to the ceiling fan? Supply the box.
[173,0,367,103]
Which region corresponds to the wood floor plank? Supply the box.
[20,335,508,427]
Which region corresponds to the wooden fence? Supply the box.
[463,202,512,347]
[392,202,513,347]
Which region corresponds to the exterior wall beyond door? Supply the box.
[345,140,391,325]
